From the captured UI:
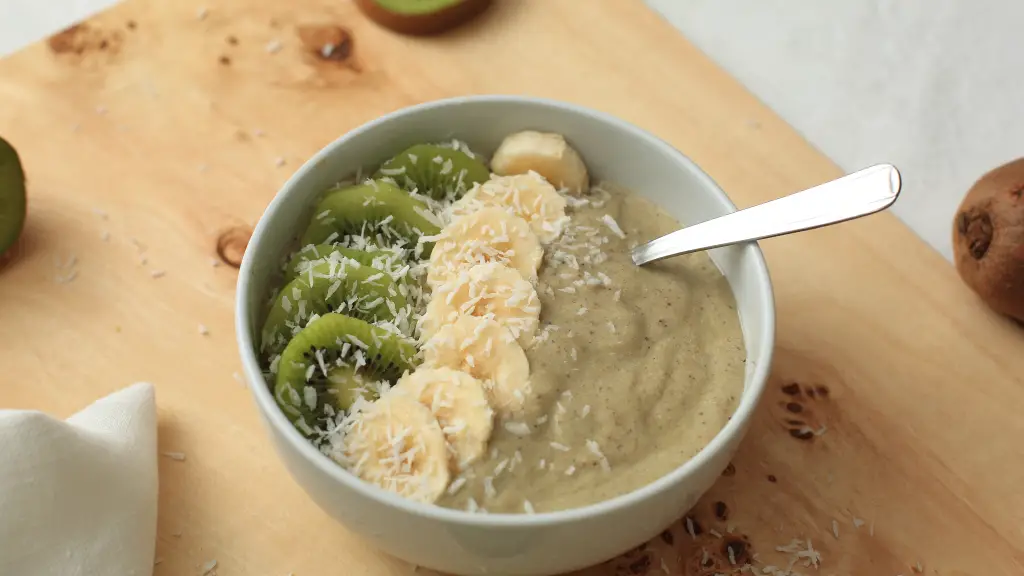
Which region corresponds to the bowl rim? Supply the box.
[235,94,776,527]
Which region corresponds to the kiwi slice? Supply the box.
[284,243,408,282]
[285,244,382,278]
[376,143,490,201]
[324,364,376,412]
[261,259,409,357]
[300,180,442,249]
[0,136,26,258]
[273,313,418,433]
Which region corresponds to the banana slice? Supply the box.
[397,367,494,471]
[422,315,532,417]
[420,262,541,348]
[341,390,450,504]
[451,172,569,244]
[427,206,542,289]
[490,130,589,196]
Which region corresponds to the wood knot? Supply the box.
[957,209,993,260]
[713,501,729,521]
[626,555,650,575]
[722,538,751,565]
[48,23,123,56]
[216,226,251,268]
[48,24,87,54]
[298,24,356,66]
[789,428,815,441]
[781,382,801,396]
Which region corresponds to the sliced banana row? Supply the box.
[427,207,543,289]
[489,130,589,196]
[451,171,570,244]
[422,315,532,417]
[340,390,451,504]
[398,367,494,471]
[421,262,541,348]
[341,367,494,503]
[339,131,589,505]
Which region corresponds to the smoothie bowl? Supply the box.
[235,96,775,575]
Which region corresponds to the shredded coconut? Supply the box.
[447,477,467,495]
[600,214,626,238]
[503,421,531,436]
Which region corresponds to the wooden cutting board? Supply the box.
[1,1,1022,574]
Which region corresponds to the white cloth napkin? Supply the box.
[0,383,158,576]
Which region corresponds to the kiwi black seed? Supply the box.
[300,179,442,251]
[274,313,418,433]
[0,136,27,259]
[261,259,408,358]
[376,143,490,201]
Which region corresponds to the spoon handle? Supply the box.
[630,163,902,266]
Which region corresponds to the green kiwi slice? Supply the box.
[261,258,410,357]
[0,136,27,258]
[284,243,408,282]
[273,313,418,433]
[355,0,492,36]
[299,179,442,250]
[324,364,376,412]
[371,0,473,15]
[376,143,490,200]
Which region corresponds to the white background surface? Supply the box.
[4,0,1024,262]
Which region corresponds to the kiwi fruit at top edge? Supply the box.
[953,157,1024,323]
[354,0,492,36]
[0,136,27,261]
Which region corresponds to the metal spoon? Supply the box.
[630,163,902,266]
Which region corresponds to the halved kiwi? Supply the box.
[274,313,418,433]
[376,143,490,201]
[261,259,409,357]
[0,136,26,259]
[354,0,492,36]
[300,179,442,250]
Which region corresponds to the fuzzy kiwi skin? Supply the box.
[300,180,441,249]
[284,244,400,281]
[953,157,1024,322]
[376,144,490,200]
[274,313,418,433]
[261,259,408,357]
[0,136,26,259]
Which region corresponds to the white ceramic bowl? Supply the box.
[235,95,775,576]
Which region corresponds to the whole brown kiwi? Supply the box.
[952,157,1024,322]
[354,0,491,36]
[0,135,27,267]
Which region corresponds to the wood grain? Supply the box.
[1,1,1022,574]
